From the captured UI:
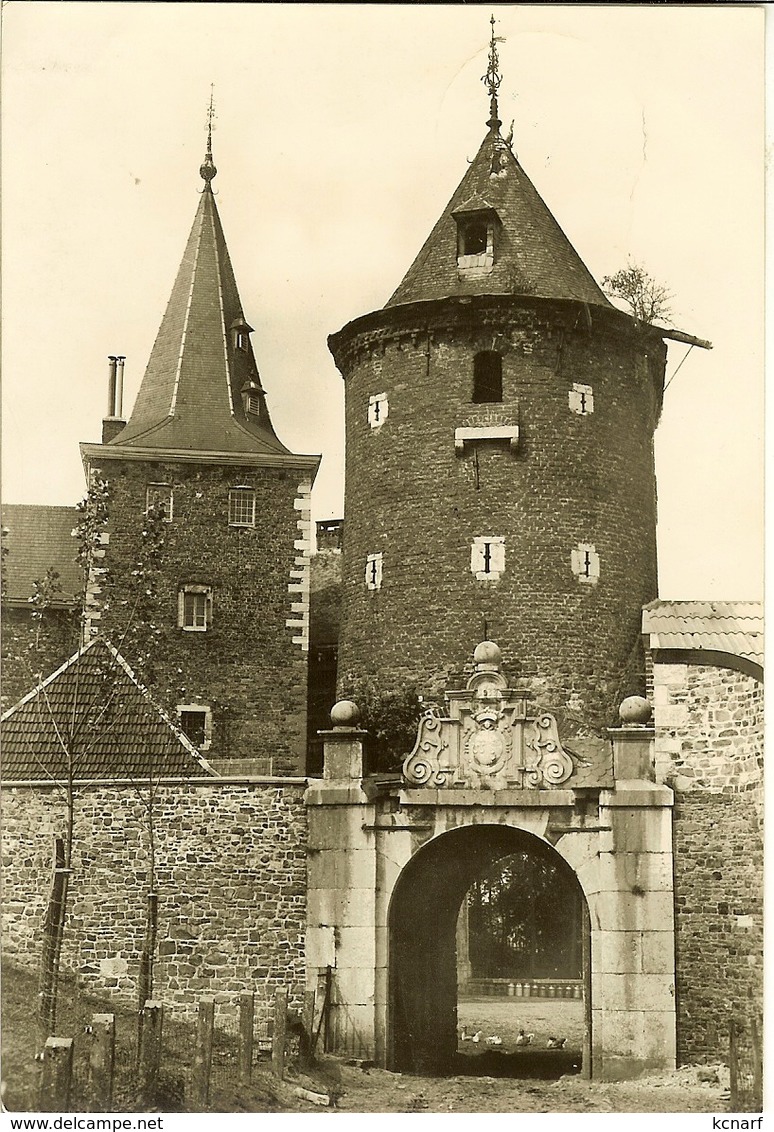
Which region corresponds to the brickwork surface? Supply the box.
[334,299,666,735]
[1,780,308,1015]
[653,662,763,1063]
[1,607,79,713]
[92,458,310,774]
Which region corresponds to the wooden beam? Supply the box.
[658,327,712,350]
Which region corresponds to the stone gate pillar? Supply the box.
[588,697,676,1080]
[304,702,378,1057]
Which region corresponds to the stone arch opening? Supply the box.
[387,823,590,1076]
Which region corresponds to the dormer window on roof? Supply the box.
[241,380,262,419]
[231,317,253,352]
[453,200,499,278]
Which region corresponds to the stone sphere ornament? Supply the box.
[330,700,361,728]
[618,695,653,726]
[473,640,502,667]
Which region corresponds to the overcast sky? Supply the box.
[2,4,764,599]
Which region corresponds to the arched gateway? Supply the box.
[388,823,590,1075]
[305,645,677,1081]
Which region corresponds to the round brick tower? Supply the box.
[328,43,667,735]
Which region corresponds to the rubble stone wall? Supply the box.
[652,661,763,1063]
[1,778,308,1016]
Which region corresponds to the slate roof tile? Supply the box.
[2,504,82,604]
[387,128,610,310]
[110,183,309,462]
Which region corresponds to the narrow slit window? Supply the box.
[365,552,383,591]
[571,543,600,585]
[471,537,505,580]
[368,393,389,429]
[229,487,256,527]
[473,352,503,403]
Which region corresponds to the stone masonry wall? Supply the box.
[91,458,311,774]
[334,298,665,736]
[1,606,80,713]
[1,779,308,1016]
[653,662,763,1063]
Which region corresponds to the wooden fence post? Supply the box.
[272,987,288,1080]
[299,990,316,1066]
[192,996,215,1107]
[88,1013,115,1111]
[239,993,254,1085]
[139,1000,164,1104]
[39,1037,73,1112]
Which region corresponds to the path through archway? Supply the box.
[388,824,589,1076]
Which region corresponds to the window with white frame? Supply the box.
[571,543,600,584]
[365,552,383,591]
[471,536,505,581]
[229,487,256,528]
[178,584,212,631]
[177,704,213,749]
[368,393,389,429]
[146,483,173,522]
[569,383,594,415]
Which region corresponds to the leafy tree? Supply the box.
[24,474,170,1048]
[602,261,673,324]
[466,852,582,980]
[336,672,422,773]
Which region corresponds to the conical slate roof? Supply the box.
[387,125,611,310]
[112,180,289,457]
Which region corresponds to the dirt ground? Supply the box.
[1,968,730,1115]
[302,998,728,1114]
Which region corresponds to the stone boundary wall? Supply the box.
[1,778,308,1016]
[652,662,763,1063]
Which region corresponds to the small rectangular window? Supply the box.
[177,704,213,750]
[229,487,256,528]
[146,484,173,522]
[178,585,212,631]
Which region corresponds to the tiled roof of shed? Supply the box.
[642,600,763,668]
[2,504,82,604]
[0,637,215,780]
[387,125,610,310]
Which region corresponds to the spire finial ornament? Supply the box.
[200,85,217,187]
[482,14,503,133]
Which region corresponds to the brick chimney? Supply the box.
[102,355,126,443]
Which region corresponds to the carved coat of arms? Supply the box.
[402,645,574,790]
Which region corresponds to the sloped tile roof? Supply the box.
[642,600,763,669]
[1,637,215,780]
[110,182,305,461]
[387,126,611,309]
[2,504,82,605]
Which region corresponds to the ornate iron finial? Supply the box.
[200,85,217,187]
[482,14,503,132]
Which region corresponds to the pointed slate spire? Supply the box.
[386,22,611,311]
[111,114,289,457]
